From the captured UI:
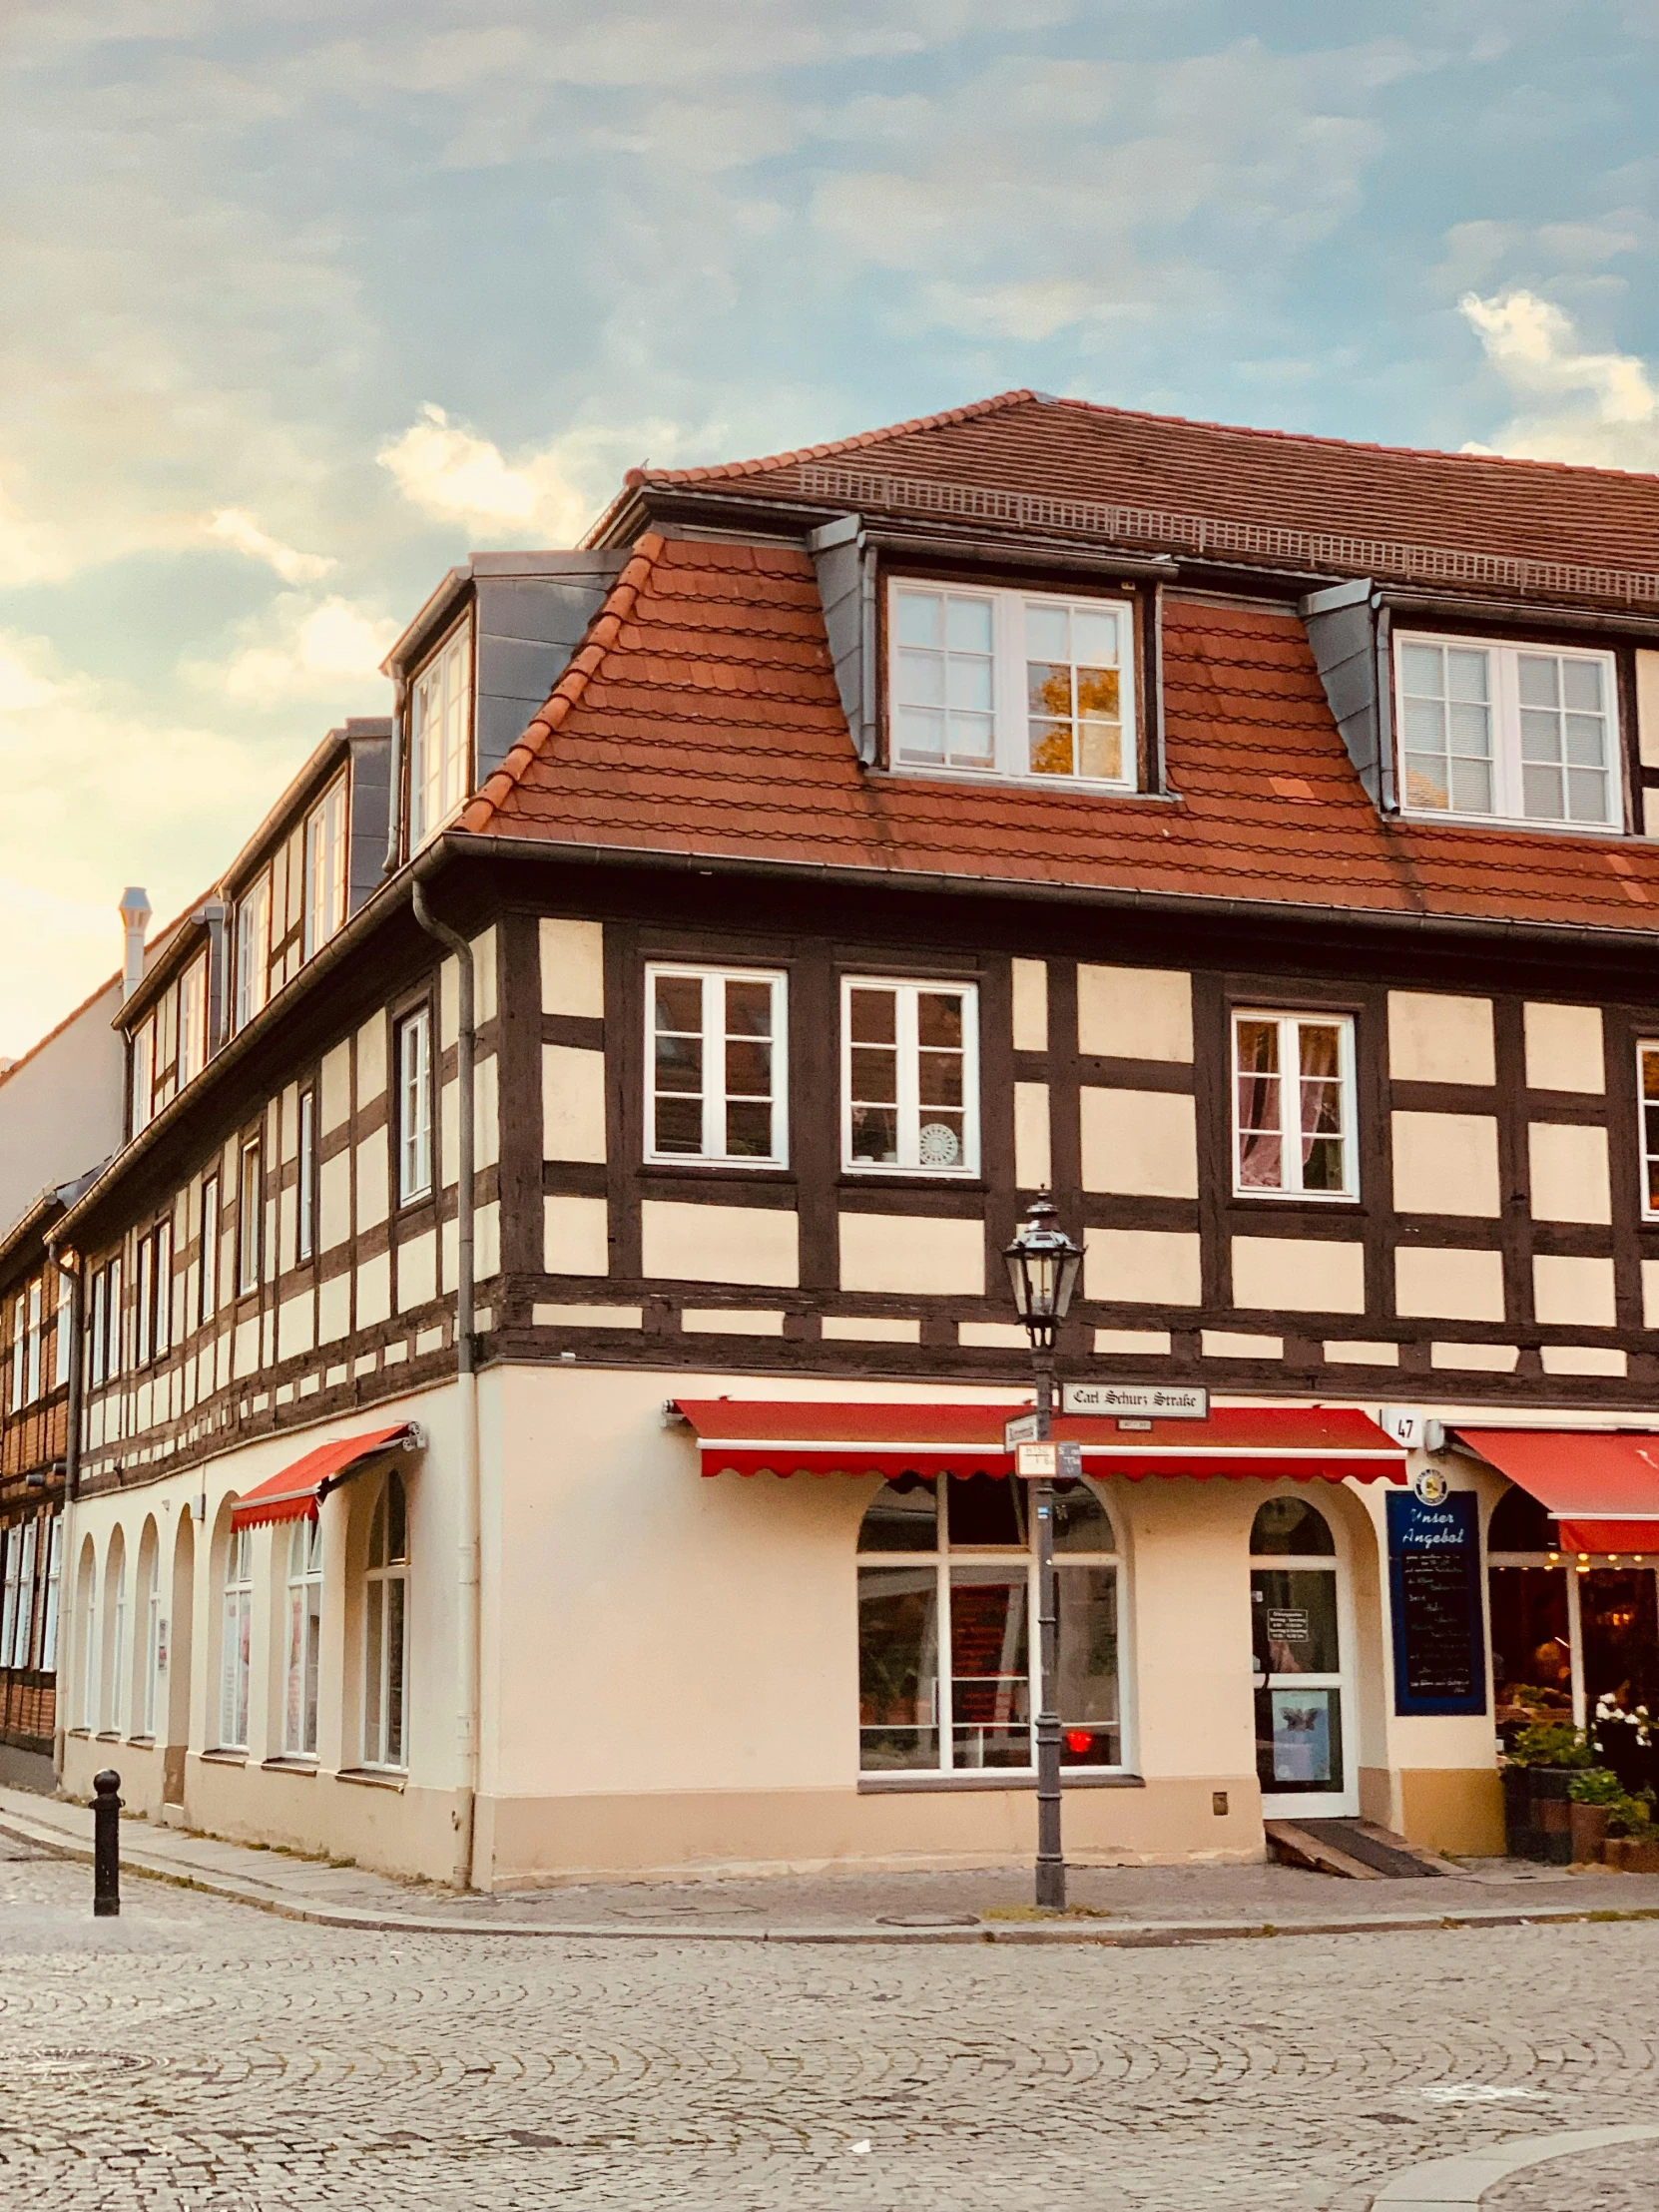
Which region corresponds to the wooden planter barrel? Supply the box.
[1502,1765,1577,1864]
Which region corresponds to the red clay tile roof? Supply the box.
[631,391,1659,608]
[461,536,1659,936]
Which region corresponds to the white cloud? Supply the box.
[0,637,59,713]
[377,404,688,544]
[207,508,336,585]
[1459,288,1659,467]
[207,597,397,708]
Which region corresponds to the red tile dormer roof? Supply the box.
[460,534,1659,939]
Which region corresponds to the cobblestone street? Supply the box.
[1,1842,1657,2211]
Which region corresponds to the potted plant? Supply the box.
[1604,1790,1659,1874]
[1503,1721,1595,1863]
[1566,1768,1624,1864]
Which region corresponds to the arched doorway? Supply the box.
[1251,1493,1359,1819]
[164,1511,194,1807]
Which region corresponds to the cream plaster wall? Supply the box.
[1527,1122,1611,1224]
[542,1045,608,1163]
[643,1200,800,1289]
[1532,1253,1617,1327]
[1085,1227,1202,1306]
[1524,1003,1605,1093]
[1076,964,1192,1061]
[355,1253,391,1328]
[1394,1246,1506,1323]
[320,1042,350,1134]
[1013,1082,1051,1191]
[823,1316,921,1344]
[397,1229,438,1312]
[838,1212,983,1297]
[1390,1111,1500,1217]
[354,1137,388,1234]
[1080,1087,1198,1197]
[1230,1236,1366,1315]
[544,1194,611,1276]
[541,917,605,1017]
[356,1014,386,1104]
[1386,991,1495,1085]
[1010,958,1047,1052]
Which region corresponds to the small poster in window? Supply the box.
[1271,1690,1332,1783]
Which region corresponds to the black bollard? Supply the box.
[93,1769,121,1918]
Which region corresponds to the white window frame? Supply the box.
[41,1515,62,1673]
[178,950,209,1087]
[1231,1009,1360,1202]
[395,1007,433,1204]
[408,619,472,848]
[200,1175,220,1324]
[235,873,272,1031]
[283,1516,323,1759]
[238,1139,263,1293]
[53,1271,72,1388]
[8,1297,21,1412]
[363,1473,409,1771]
[302,773,348,959]
[131,1016,156,1136]
[136,1233,154,1368]
[296,1088,317,1260]
[13,1518,39,1672]
[643,964,789,1168]
[1394,632,1622,832]
[0,1529,20,1671]
[23,1280,41,1403]
[218,1526,253,1750]
[886,580,1139,792]
[106,1555,127,1735]
[1639,1041,1659,1224]
[840,976,980,1177]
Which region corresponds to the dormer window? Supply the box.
[888,583,1136,790]
[234,873,271,1031]
[1397,635,1619,830]
[409,618,472,847]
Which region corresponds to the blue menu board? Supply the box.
[1387,1490,1487,1717]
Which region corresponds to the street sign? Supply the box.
[1014,1439,1083,1480]
[1003,1411,1043,1448]
[1060,1382,1209,1420]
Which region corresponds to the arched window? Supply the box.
[218,1526,253,1750]
[76,1538,97,1730]
[138,1531,161,1738]
[104,1532,127,1736]
[1250,1496,1336,1556]
[284,1517,322,1759]
[364,1472,408,1770]
[856,1474,1123,1775]
[1488,1484,1556,1554]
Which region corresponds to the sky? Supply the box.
[1,0,1657,1059]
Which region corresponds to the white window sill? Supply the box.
[878,765,1169,802]
[201,1747,248,1766]
[841,1164,982,1181]
[336,1766,406,1792]
[261,1756,318,1775]
[1396,807,1624,839]
[642,1156,791,1173]
[858,1771,1143,1794]
[1231,1188,1362,1205]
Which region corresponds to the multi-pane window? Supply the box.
[238,1139,263,1292]
[1638,1043,1659,1221]
[296,1089,317,1261]
[1397,637,1619,829]
[53,1272,72,1388]
[646,966,787,1165]
[1233,1011,1358,1199]
[7,1296,20,1412]
[178,951,209,1087]
[842,978,979,1174]
[40,1515,61,1672]
[302,775,348,959]
[200,1175,220,1323]
[88,1258,121,1388]
[235,873,272,1031]
[0,1522,30,1670]
[364,1472,409,1769]
[23,1281,41,1404]
[106,1554,127,1734]
[218,1527,253,1749]
[396,1008,433,1203]
[284,1517,323,1758]
[131,1018,157,1135]
[130,953,211,1129]
[135,1223,171,1368]
[889,584,1135,788]
[409,621,472,847]
[857,1477,1123,1774]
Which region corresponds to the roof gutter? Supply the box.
[436,827,1659,965]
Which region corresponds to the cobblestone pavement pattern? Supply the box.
[1484,2147,1659,2211]
[3,1846,1658,2212]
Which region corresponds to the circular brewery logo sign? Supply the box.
[1412,1464,1450,1505]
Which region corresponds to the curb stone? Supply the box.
[1370,2121,1659,2207]
[7,1802,1659,1947]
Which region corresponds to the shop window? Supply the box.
[856,1475,1123,1775]
[1250,1495,1337,1556]
[284,1518,322,1759]
[218,1527,254,1750]
[364,1471,408,1769]
[645,965,788,1165]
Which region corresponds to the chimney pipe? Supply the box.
[119,886,151,1003]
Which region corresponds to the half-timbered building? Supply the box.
[47,391,1659,1886]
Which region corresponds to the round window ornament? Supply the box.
[917,1121,961,1167]
[1412,1464,1450,1506]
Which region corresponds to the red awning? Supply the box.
[674,1400,1404,1483]
[230,1424,421,1532]
[1458,1427,1659,1555]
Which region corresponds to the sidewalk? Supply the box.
[6,1780,1659,1945]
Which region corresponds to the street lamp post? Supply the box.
[1003,1195,1083,1913]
